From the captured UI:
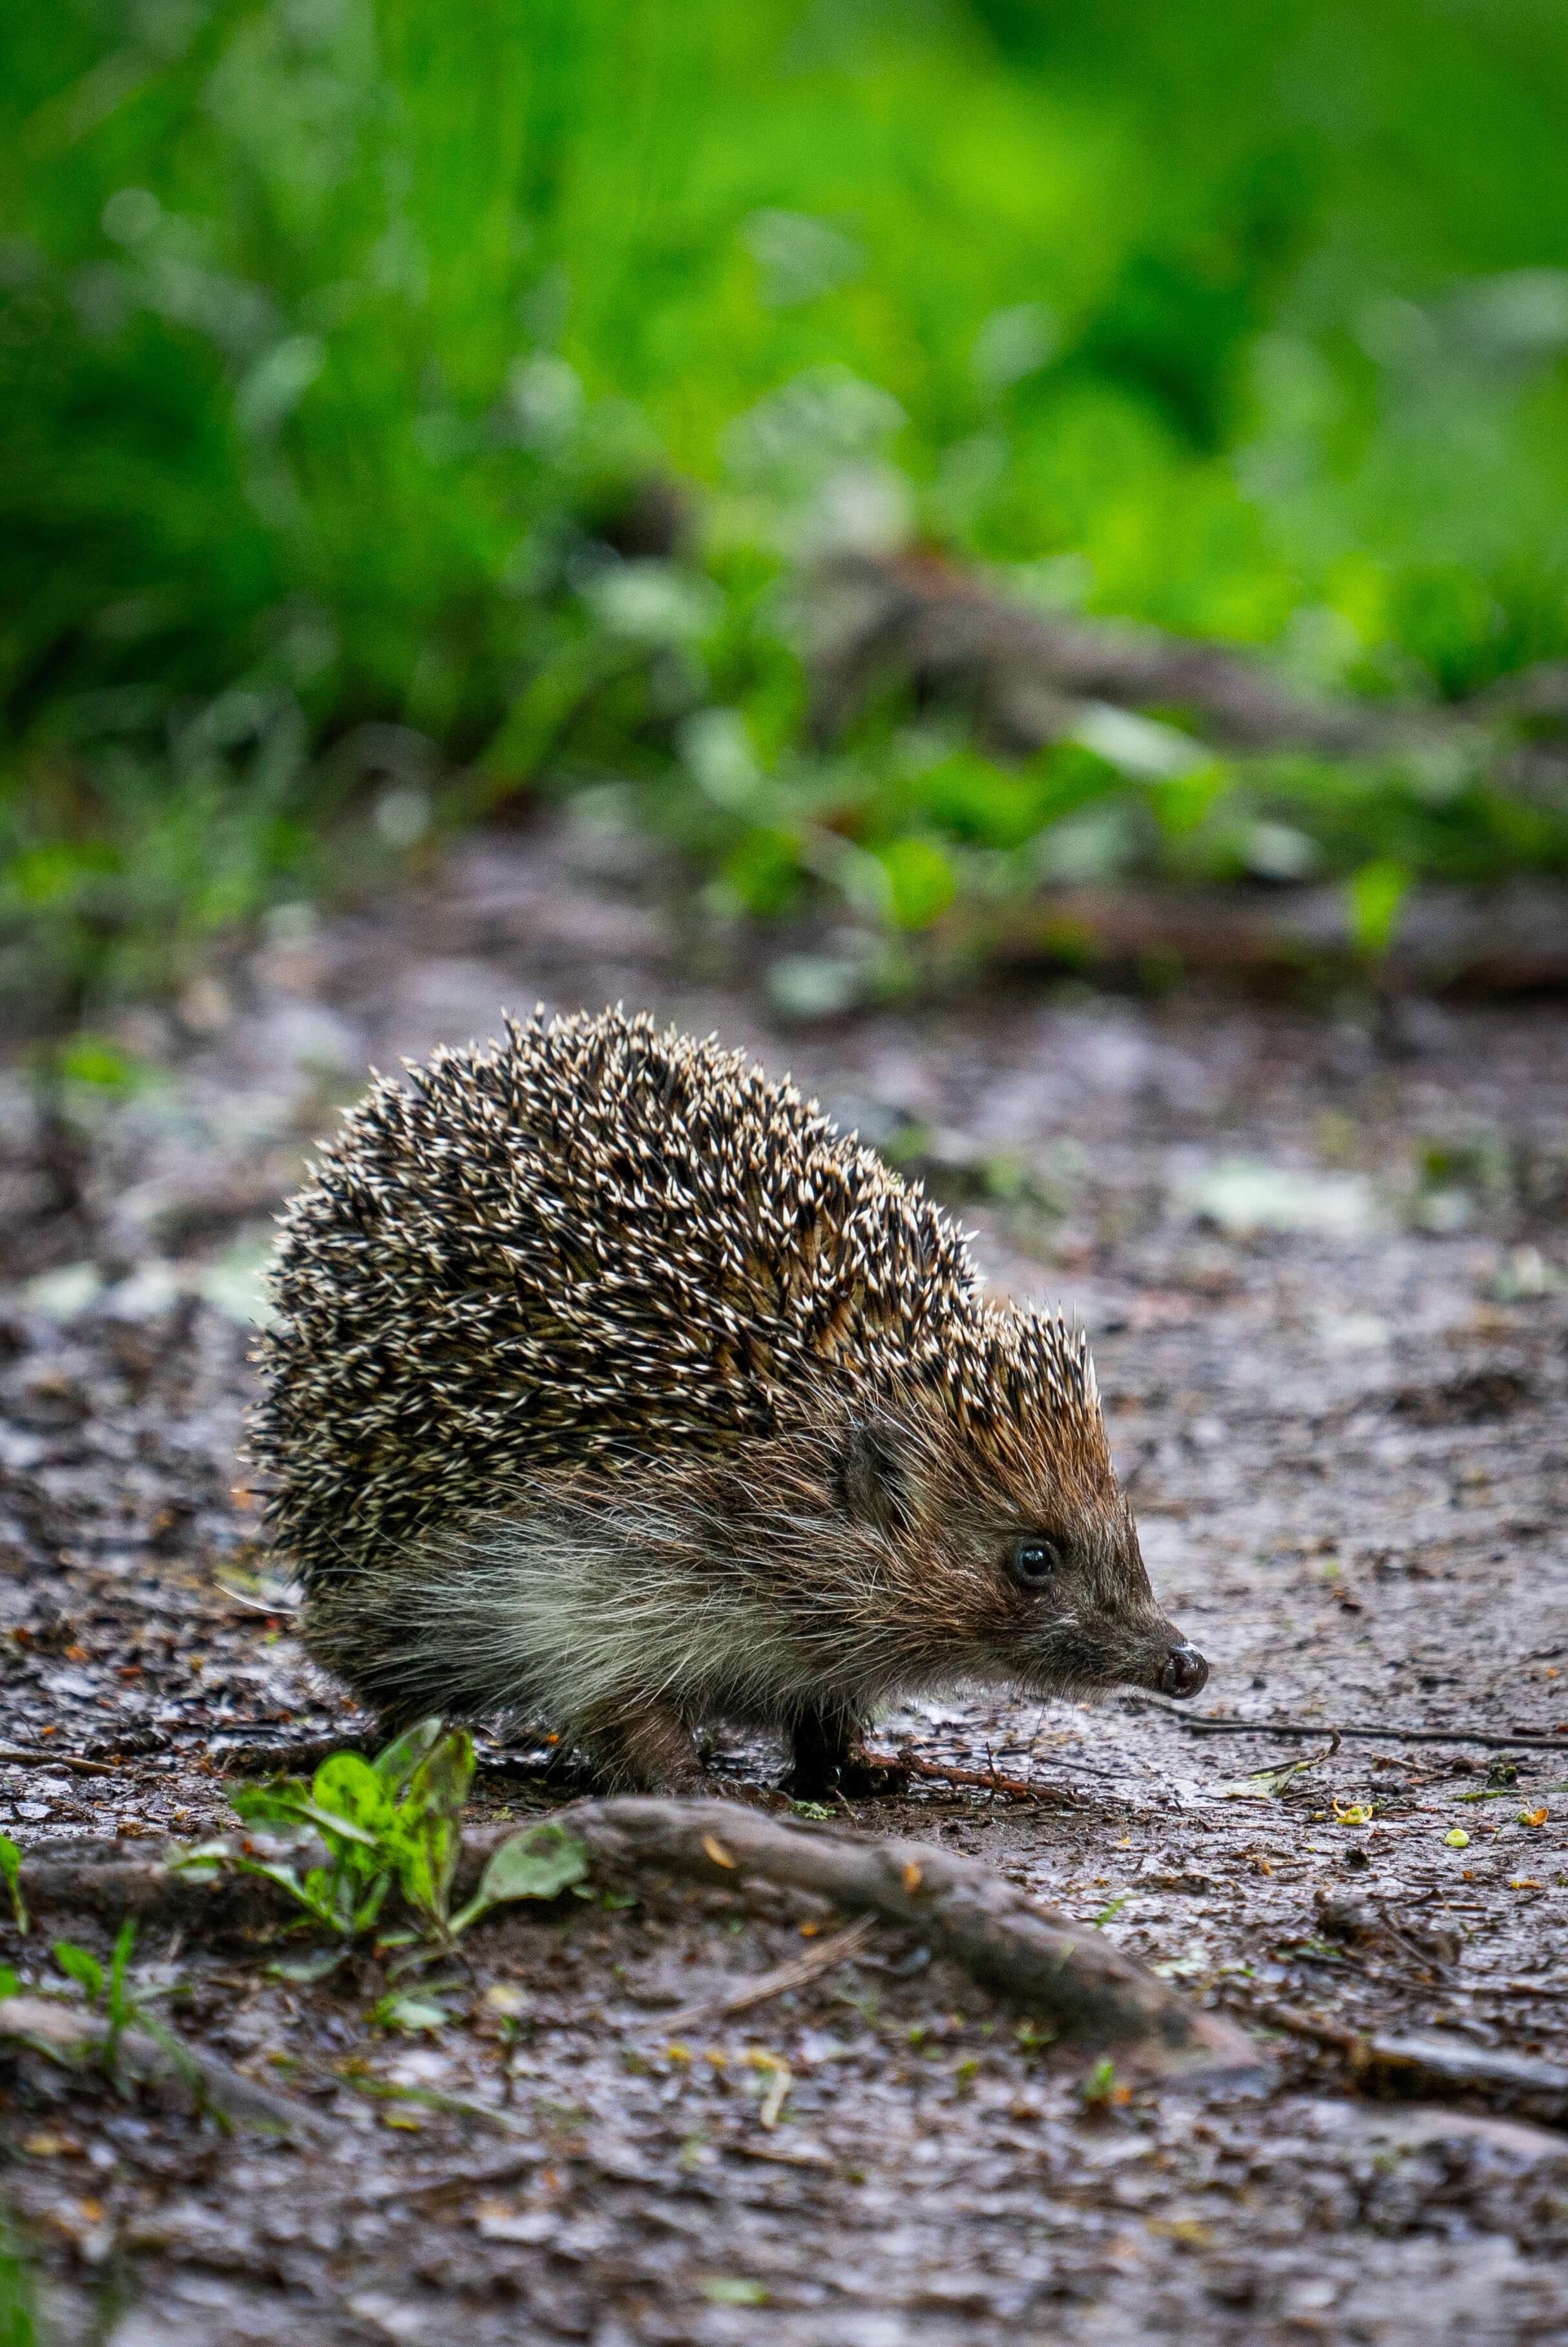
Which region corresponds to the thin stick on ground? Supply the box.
[0,1745,120,1779]
[1257,1999,1568,2105]
[1142,1707,1568,1754]
[651,1914,879,2039]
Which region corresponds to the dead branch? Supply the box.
[1460,1981,1568,2003]
[1140,1705,1568,1755]
[1259,2000,1568,2107]
[0,1992,332,2142]
[10,1799,1266,2085]
[651,1914,879,2038]
[806,552,1410,758]
[0,1744,120,1778]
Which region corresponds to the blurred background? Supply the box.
[5,0,1568,1041]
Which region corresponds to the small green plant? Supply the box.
[224,1718,476,1947]
[1014,2019,1058,2054]
[48,1921,202,2105]
[213,1718,590,1966]
[54,1918,141,2073]
[0,1838,26,1935]
[52,1925,138,2056]
[700,2278,769,2308]
[1346,856,1412,962]
[1079,2055,1127,2109]
[0,2209,41,2347]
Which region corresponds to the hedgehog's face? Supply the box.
[979,1507,1208,1702]
[835,1400,1207,1705]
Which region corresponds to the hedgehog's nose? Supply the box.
[1158,1642,1209,1700]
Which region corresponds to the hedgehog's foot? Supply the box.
[575,1698,707,1796]
[785,1706,904,1800]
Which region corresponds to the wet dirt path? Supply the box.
[3,822,1567,2344]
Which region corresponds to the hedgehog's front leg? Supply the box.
[574,1696,707,1795]
[780,1702,870,1798]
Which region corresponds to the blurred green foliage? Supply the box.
[3,0,1568,1015]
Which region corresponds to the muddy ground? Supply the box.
[3,813,1568,2345]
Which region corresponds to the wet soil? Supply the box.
[3,815,1568,2344]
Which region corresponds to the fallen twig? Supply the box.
[12,1799,1266,2084]
[0,1992,331,2142]
[1142,1705,1568,1755]
[0,1744,119,1779]
[1259,2000,1568,2107]
[1455,1981,1568,2004]
[651,1915,879,2038]
[353,2147,547,2208]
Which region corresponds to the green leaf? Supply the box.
[700,2279,769,2307]
[0,1965,21,1999]
[722,826,802,917]
[1346,857,1412,960]
[371,1992,450,2034]
[227,1780,323,1839]
[300,1863,359,1930]
[230,1856,342,1928]
[382,1727,473,1925]
[105,1920,137,2037]
[450,1822,589,1934]
[372,1718,448,1797]
[873,835,956,931]
[277,1799,382,1851]
[52,1941,104,2004]
[0,1835,27,1934]
[312,1753,395,1841]
[350,1876,393,1935]
[1080,2055,1121,2107]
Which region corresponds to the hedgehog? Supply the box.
[249,1006,1207,1795]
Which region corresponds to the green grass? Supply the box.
[3,0,1568,1017]
[0,2211,39,2347]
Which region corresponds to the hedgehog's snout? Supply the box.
[1156,1640,1209,1700]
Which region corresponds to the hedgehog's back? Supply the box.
[250,1007,978,1589]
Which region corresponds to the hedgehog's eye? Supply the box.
[1009,1538,1061,1588]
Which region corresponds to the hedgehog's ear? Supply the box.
[835,1415,912,1534]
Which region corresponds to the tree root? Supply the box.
[10,1798,1265,2087]
[0,1992,333,2142]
